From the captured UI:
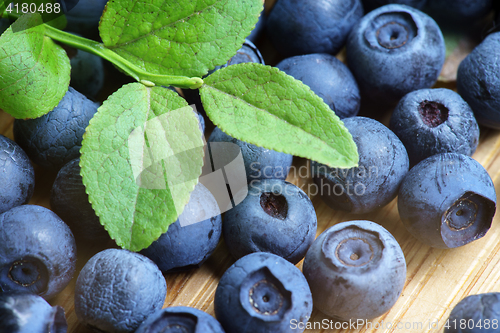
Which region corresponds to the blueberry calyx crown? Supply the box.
[418,100,449,127]
[440,192,495,248]
[322,226,384,270]
[260,192,288,220]
[365,12,418,50]
[240,267,292,320]
[1,257,49,294]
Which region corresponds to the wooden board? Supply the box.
[2,7,500,332]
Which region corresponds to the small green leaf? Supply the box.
[99,0,263,77]
[0,13,70,119]
[80,83,205,251]
[199,63,359,168]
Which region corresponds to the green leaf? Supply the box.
[80,83,205,251]
[199,63,359,168]
[99,0,263,78]
[0,13,70,119]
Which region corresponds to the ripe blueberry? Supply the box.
[0,292,68,333]
[302,220,406,321]
[13,87,99,171]
[276,53,360,119]
[208,127,293,183]
[346,4,445,107]
[214,252,313,333]
[312,117,409,214]
[50,158,110,244]
[140,183,222,273]
[75,248,167,333]
[0,135,35,215]
[389,88,479,166]
[444,293,500,333]
[398,153,496,248]
[457,31,500,129]
[0,205,77,300]
[135,306,225,333]
[267,0,364,56]
[223,179,317,264]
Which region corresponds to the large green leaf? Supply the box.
[199,63,359,168]
[80,83,205,251]
[0,13,70,119]
[99,0,263,78]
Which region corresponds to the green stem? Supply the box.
[43,25,203,89]
[28,23,200,89]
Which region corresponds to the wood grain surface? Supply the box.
[2,3,500,332]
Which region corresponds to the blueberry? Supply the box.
[135,306,225,333]
[214,252,312,333]
[302,220,406,321]
[0,205,77,300]
[0,135,35,215]
[75,248,167,333]
[223,179,316,264]
[0,18,9,35]
[362,0,427,12]
[444,293,500,333]
[140,183,222,273]
[346,4,445,108]
[424,0,494,23]
[69,36,105,99]
[208,127,293,183]
[276,53,360,119]
[65,0,108,37]
[266,0,364,57]
[206,39,265,77]
[312,117,409,214]
[0,292,67,333]
[389,88,479,166]
[247,7,266,43]
[398,153,496,248]
[457,32,500,129]
[13,87,99,171]
[50,158,110,244]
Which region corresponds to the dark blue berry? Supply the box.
[0,205,77,300]
[302,220,406,320]
[214,252,312,333]
[140,183,222,273]
[444,293,500,333]
[208,127,293,183]
[362,0,427,12]
[75,248,167,333]
[389,88,479,166]
[223,179,317,264]
[65,0,108,37]
[398,153,496,248]
[424,0,494,23]
[457,32,500,129]
[267,0,364,56]
[69,38,105,99]
[135,306,225,333]
[312,117,409,214]
[0,292,68,333]
[13,87,99,171]
[276,53,360,119]
[346,4,445,107]
[0,135,35,215]
[50,158,110,244]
